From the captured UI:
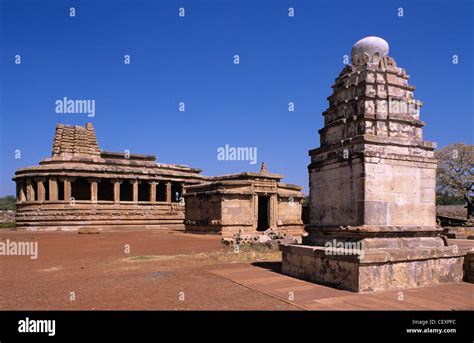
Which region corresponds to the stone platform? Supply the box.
[280,243,465,292]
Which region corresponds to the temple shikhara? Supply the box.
[280,36,465,292]
[13,123,303,236]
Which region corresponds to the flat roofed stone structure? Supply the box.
[13,123,206,231]
[184,163,305,239]
[280,36,465,292]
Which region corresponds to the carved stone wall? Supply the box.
[184,172,305,238]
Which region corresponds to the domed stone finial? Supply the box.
[351,36,389,65]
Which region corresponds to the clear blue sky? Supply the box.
[1,0,473,196]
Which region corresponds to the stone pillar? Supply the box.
[166,182,172,203]
[36,178,46,202]
[26,178,35,202]
[90,179,98,203]
[269,194,277,228]
[132,180,139,203]
[63,178,72,203]
[17,180,27,202]
[180,185,186,204]
[253,194,258,228]
[150,182,157,203]
[113,180,121,204]
[49,178,58,201]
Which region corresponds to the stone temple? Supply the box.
[13,123,303,237]
[280,36,465,292]
[184,162,305,240]
[13,123,206,230]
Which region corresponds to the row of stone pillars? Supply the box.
[16,177,179,204]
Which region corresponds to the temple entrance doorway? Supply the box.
[257,195,270,231]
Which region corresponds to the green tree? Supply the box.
[435,143,474,218]
[0,195,16,210]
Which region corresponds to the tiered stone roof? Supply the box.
[52,123,101,158]
[310,36,435,163]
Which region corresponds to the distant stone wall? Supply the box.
[0,210,15,223]
[437,205,466,218]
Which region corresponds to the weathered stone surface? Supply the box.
[281,244,465,292]
[13,123,206,231]
[281,36,466,292]
[184,165,305,239]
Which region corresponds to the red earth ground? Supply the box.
[2,229,473,310]
[0,229,299,310]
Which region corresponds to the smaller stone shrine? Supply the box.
[184,163,305,239]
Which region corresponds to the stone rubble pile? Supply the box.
[222,228,301,249]
[0,210,15,223]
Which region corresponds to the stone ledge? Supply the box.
[279,244,465,264]
[281,244,465,292]
[306,225,441,235]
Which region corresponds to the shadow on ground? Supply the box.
[251,261,282,273]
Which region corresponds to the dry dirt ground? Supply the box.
[1,229,473,311]
[0,229,299,310]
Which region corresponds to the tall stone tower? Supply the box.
[280,36,465,292]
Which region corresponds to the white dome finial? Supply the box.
[351,36,389,65]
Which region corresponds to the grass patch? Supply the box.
[210,246,281,263]
[130,255,165,261]
[127,246,281,265]
[0,222,15,229]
